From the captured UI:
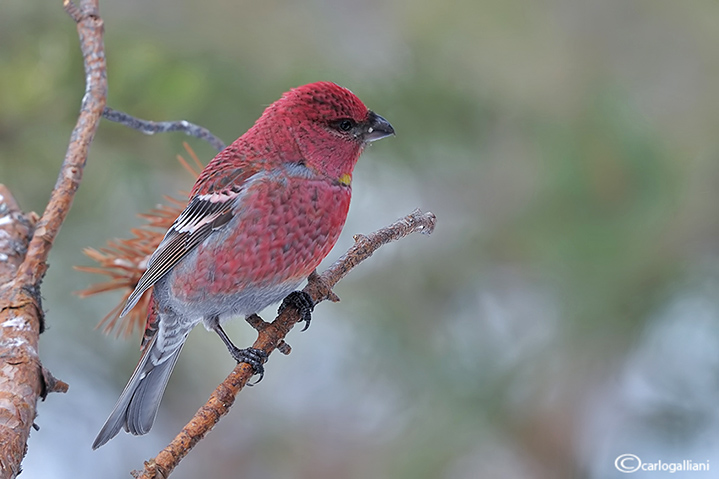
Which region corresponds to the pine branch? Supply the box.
[133,209,437,479]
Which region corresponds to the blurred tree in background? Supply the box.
[2,0,719,478]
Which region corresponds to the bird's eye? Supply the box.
[338,119,354,132]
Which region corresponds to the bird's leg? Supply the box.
[210,318,268,382]
[278,291,315,331]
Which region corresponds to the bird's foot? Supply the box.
[211,320,268,383]
[228,346,268,384]
[279,291,315,331]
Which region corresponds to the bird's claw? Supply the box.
[228,347,268,384]
[279,291,315,331]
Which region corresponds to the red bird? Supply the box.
[92,82,394,449]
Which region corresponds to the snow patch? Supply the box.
[0,337,37,357]
[3,316,31,331]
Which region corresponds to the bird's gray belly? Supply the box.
[153,269,301,326]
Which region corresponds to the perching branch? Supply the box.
[0,0,105,475]
[102,107,227,152]
[133,209,437,479]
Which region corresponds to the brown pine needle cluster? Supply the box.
[75,143,204,337]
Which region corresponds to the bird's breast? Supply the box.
[166,175,350,315]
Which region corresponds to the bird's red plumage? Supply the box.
[173,172,351,301]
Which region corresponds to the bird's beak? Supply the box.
[363,111,395,142]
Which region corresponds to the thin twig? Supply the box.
[0,0,106,475]
[133,209,437,479]
[103,107,227,152]
[15,0,107,290]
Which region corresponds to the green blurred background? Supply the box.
[2,0,719,478]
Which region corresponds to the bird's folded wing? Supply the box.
[120,191,239,317]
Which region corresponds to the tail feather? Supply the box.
[92,335,184,449]
[126,345,183,436]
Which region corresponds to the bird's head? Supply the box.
[266,82,395,181]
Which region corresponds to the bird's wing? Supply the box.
[120,189,242,317]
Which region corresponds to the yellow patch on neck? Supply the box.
[338,173,352,186]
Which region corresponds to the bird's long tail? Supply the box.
[92,333,184,449]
